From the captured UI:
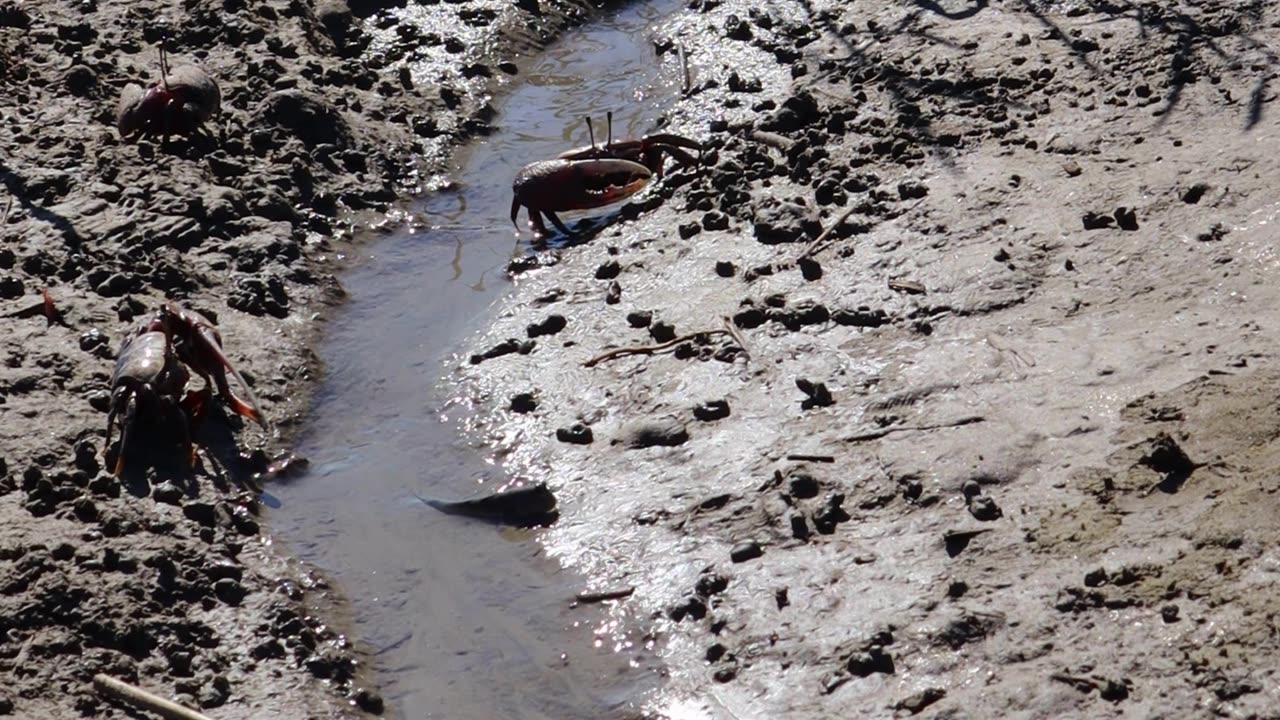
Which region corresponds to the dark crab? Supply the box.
[147,303,266,429]
[105,330,193,476]
[116,39,221,142]
[510,113,703,239]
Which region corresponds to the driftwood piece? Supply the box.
[94,674,213,720]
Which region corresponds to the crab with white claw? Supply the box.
[104,330,194,476]
[510,112,703,239]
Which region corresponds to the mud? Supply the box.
[0,0,617,717]
[459,0,1280,717]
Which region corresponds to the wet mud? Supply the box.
[0,0,625,717]
[459,1,1280,717]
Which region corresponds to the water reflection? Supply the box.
[268,0,688,718]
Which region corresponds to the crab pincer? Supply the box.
[151,303,267,429]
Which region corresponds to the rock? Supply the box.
[213,578,247,605]
[692,400,730,422]
[595,260,621,280]
[353,687,384,714]
[649,321,676,343]
[526,314,566,338]
[183,502,219,527]
[714,260,736,277]
[730,541,763,563]
[1114,206,1139,231]
[420,482,558,528]
[615,418,689,449]
[895,688,945,714]
[509,393,537,414]
[796,378,834,409]
[788,472,819,499]
[556,423,593,445]
[152,482,183,506]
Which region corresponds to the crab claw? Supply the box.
[513,158,653,214]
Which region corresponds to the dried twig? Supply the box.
[576,586,635,603]
[677,40,692,95]
[800,204,859,260]
[844,416,985,443]
[94,674,213,720]
[785,454,835,463]
[583,329,733,368]
[721,315,751,361]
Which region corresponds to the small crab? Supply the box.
[105,330,193,476]
[116,39,221,142]
[510,113,703,238]
[148,302,266,429]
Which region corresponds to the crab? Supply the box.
[147,302,266,429]
[105,330,194,476]
[510,113,703,238]
[116,39,221,142]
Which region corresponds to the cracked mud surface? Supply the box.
[459,1,1280,717]
[0,0,609,717]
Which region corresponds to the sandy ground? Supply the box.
[459,0,1280,717]
[0,0,601,717]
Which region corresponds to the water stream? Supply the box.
[268,2,687,717]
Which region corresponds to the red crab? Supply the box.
[148,303,267,429]
[116,39,221,141]
[105,330,193,476]
[510,113,702,238]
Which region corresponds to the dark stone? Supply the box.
[354,688,385,714]
[947,580,969,598]
[649,321,676,343]
[730,541,763,563]
[213,578,247,605]
[152,482,183,506]
[595,260,621,280]
[669,596,707,622]
[897,179,929,199]
[509,393,537,414]
[967,495,1002,521]
[798,256,822,281]
[422,482,558,528]
[895,688,945,714]
[693,400,730,422]
[1114,206,1139,231]
[1082,211,1115,230]
[64,64,97,97]
[796,378,834,409]
[556,423,593,445]
[714,261,736,278]
[1161,604,1180,623]
[526,314,566,338]
[788,472,819,499]
[678,222,702,239]
[183,502,219,527]
[626,310,652,328]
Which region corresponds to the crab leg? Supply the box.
[113,398,139,476]
[544,210,574,237]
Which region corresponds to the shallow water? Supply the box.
[267,2,688,718]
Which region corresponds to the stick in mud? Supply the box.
[677,40,692,95]
[575,586,636,603]
[94,674,213,720]
[583,329,733,367]
[844,416,986,443]
[800,204,859,260]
